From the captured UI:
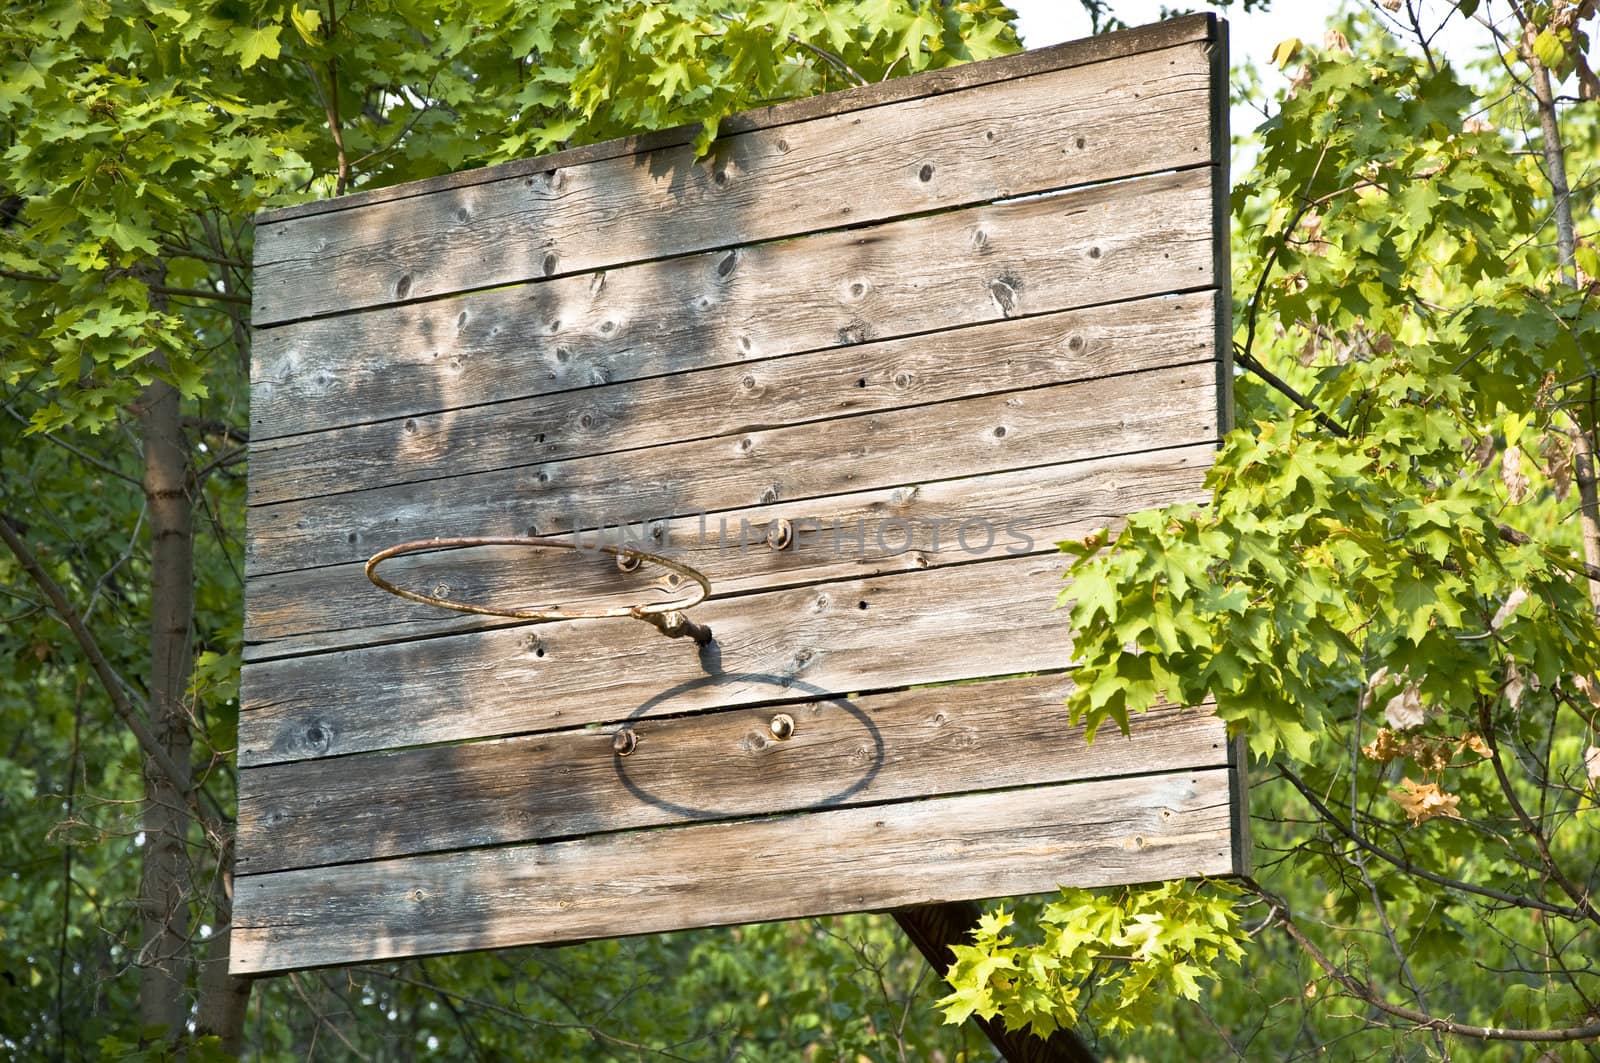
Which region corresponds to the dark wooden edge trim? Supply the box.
[1228,730,1253,877]
[1208,20,1247,880]
[1209,18,1235,438]
[250,15,1217,229]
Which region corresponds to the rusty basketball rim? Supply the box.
[364,535,713,644]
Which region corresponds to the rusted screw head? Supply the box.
[766,518,794,551]
[612,728,637,756]
[769,713,795,741]
[615,552,643,573]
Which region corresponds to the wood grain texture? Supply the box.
[239,552,1072,767]
[253,15,1216,227]
[243,443,1215,661]
[252,44,1213,326]
[236,671,1226,873]
[232,14,1240,980]
[249,292,1217,506]
[249,166,1216,441]
[230,767,1236,974]
[247,360,1218,578]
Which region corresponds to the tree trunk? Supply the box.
[1529,55,1600,619]
[196,836,252,1055]
[136,368,196,1041]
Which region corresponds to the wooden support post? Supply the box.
[893,902,1098,1063]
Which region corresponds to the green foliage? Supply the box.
[0,0,1027,1058]
[1,0,1020,432]
[947,7,1600,1056]
[938,881,1245,1039]
[497,0,1022,155]
[7,0,1599,1055]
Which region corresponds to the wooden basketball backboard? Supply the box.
[233,13,1242,975]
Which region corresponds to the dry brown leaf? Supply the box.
[1491,587,1529,631]
[1505,659,1527,709]
[1470,432,1496,471]
[1410,739,1452,775]
[1362,728,1403,762]
[1459,733,1492,759]
[1502,446,1530,503]
[1573,674,1600,709]
[1324,29,1353,55]
[1542,432,1573,502]
[1584,746,1600,789]
[1299,330,1321,366]
[1390,778,1462,825]
[1385,683,1426,730]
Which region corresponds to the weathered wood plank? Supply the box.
[249,166,1216,440]
[254,16,1216,228]
[236,670,1226,873]
[252,44,1213,326]
[246,360,1218,578]
[239,552,1072,767]
[249,292,1217,506]
[243,443,1215,660]
[229,767,1236,974]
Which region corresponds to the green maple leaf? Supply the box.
[228,24,282,69]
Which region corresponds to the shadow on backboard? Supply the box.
[614,672,885,820]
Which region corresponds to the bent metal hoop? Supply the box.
[364,535,714,645]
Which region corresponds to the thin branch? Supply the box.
[1278,768,1587,920]
[195,445,246,483]
[1405,0,1438,72]
[0,512,189,795]
[787,34,868,86]
[147,285,250,306]
[1495,521,1600,584]
[181,417,249,446]
[1254,883,1600,1043]
[0,266,61,284]
[1353,848,1449,1059]
[1234,347,1350,438]
[158,244,249,270]
[361,967,702,1060]
[288,972,373,1062]
[1478,700,1600,927]
[321,0,350,195]
[4,404,143,487]
[346,90,438,170]
[1238,139,1332,368]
